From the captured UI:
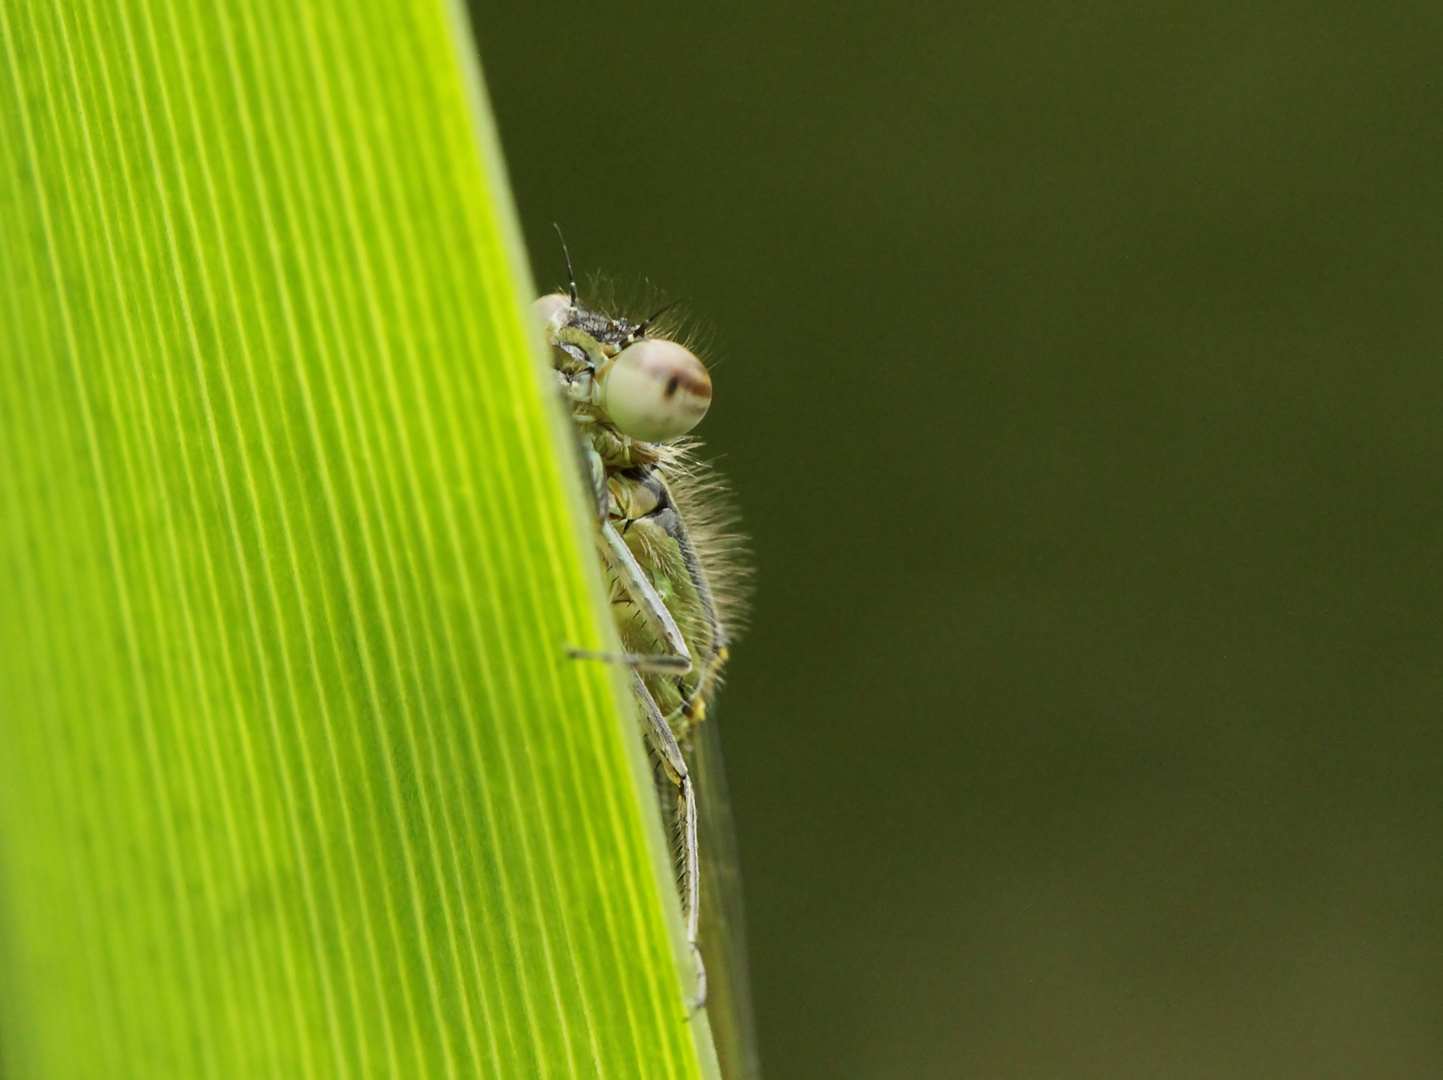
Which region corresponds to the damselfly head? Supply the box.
[533,290,713,442]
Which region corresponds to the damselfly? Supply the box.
[534,240,759,1079]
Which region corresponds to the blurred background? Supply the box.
[469,2,1443,1076]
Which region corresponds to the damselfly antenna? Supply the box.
[552,223,578,305]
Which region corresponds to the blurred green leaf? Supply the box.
[0,1,716,1075]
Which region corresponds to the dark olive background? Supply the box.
[468,3,1443,1077]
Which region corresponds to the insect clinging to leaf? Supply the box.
[535,234,759,1079]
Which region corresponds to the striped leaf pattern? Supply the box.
[0,2,712,1077]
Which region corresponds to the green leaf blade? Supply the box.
[0,2,711,1077]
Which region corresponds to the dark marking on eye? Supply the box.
[665,375,679,397]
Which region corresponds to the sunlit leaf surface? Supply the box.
[0,2,714,1076]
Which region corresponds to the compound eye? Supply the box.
[601,338,712,441]
[531,293,570,336]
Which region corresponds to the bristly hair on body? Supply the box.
[657,438,753,645]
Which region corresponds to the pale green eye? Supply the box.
[602,338,712,442]
[531,292,570,334]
